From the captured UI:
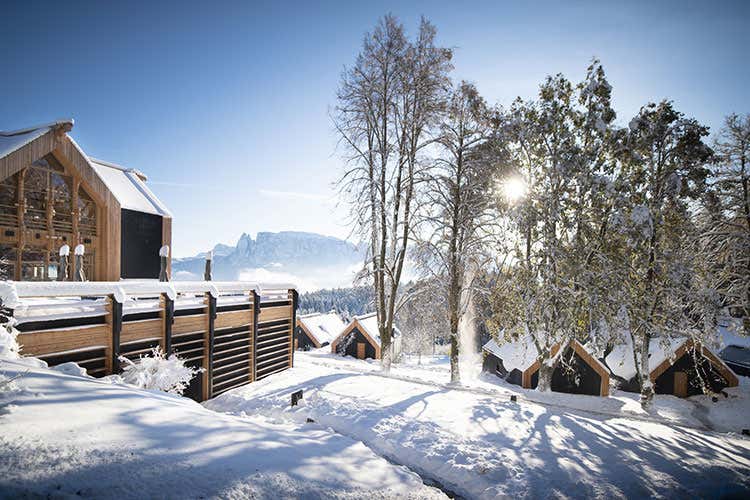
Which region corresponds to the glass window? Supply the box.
[78,187,97,236]
[0,173,18,227]
[21,247,47,281]
[24,167,48,230]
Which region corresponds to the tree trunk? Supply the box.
[639,330,654,409]
[536,362,554,392]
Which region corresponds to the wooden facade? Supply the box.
[0,121,171,281]
[10,282,297,402]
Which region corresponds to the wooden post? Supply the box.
[290,289,298,368]
[110,296,123,373]
[159,245,169,282]
[248,291,255,382]
[252,290,260,381]
[162,293,174,355]
[204,250,212,281]
[203,293,217,401]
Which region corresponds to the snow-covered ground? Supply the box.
[302,350,750,433]
[206,351,750,499]
[0,358,443,499]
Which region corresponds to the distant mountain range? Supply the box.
[172,231,365,291]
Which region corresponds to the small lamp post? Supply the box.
[159,245,170,282]
[58,244,70,281]
[73,244,86,281]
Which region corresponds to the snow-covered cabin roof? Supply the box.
[354,313,401,347]
[299,312,346,346]
[483,335,539,372]
[605,336,687,381]
[718,319,750,349]
[90,158,171,217]
[0,120,73,159]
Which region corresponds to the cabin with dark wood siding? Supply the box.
[482,337,610,397]
[331,313,402,360]
[605,337,739,397]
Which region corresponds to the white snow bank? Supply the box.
[0,358,443,499]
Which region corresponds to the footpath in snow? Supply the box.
[0,358,444,499]
[206,351,750,499]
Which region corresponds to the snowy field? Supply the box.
[0,358,443,499]
[3,349,750,499]
[206,351,750,499]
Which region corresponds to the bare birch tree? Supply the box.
[705,114,750,334]
[413,81,498,383]
[335,15,452,372]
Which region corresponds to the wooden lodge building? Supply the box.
[483,337,610,397]
[295,311,346,350]
[605,337,739,398]
[0,120,172,282]
[331,312,402,360]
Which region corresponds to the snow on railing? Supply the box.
[0,280,297,309]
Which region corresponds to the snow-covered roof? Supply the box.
[354,313,401,347]
[605,336,687,381]
[718,319,750,349]
[483,335,539,372]
[90,157,171,217]
[0,120,73,159]
[299,312,346,346]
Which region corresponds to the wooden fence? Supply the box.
[5,281,298,402]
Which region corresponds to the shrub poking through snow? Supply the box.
[119,348,201,395]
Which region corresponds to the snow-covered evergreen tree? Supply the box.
[611,100,713,407]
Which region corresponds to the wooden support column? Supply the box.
[289,289,298,368]
[162,293,174,356]
[110,296,123,373]
[248,292,255,383]
[252,290,260,381]
[203,293,217,401]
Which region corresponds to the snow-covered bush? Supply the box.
[0,319,21,361]
[119,348,201,395]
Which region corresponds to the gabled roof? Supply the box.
[0,120,73,159]
[351,312,402,347]
[605,335,739,387]
[298,312,346,347]
[90,158,171,217]
[0,120,170,218]
[483,334,539,373]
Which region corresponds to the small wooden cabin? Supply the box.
[296,311,346,350]
[331,313,402,360]
[0,120,171,281]
[482,336,610,397]
[606,337,739,397]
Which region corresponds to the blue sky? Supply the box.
[1,0,748,257]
